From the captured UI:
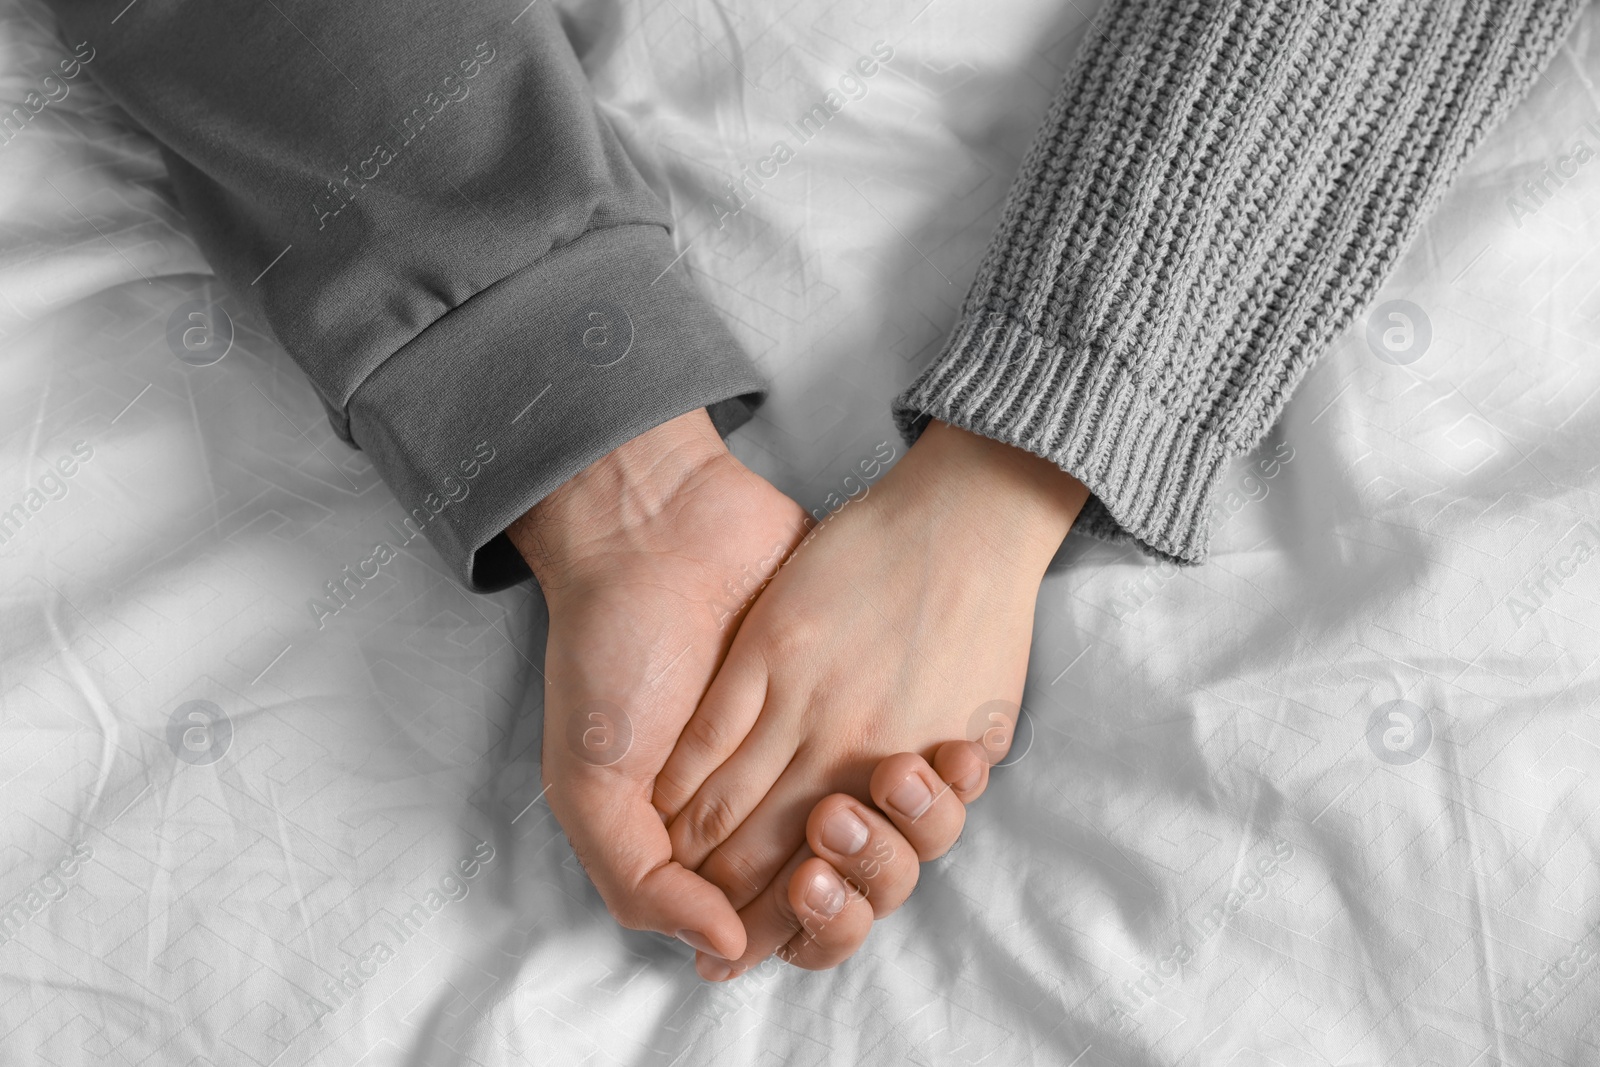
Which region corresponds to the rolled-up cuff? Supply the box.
[892,309,1234,564]
[348,224,765,592]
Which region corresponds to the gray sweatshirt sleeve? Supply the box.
[46,0,766,591]
[895,0,1585,564]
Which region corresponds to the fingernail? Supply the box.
[821,808,870,855]
[676,929,717,955]
[953,768,981,793]
[696,955,732,981]
[887,774,934,819]
[804,869,847,916]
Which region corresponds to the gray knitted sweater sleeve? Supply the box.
[894,0,1585,563]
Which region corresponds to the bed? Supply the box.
[3,0,1599,1063]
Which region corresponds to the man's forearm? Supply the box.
[48,0,766,592]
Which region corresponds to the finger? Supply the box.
[694,751,868,912]
[665,699,798,875]
[716,749,980,965]
[933,739,990,804]
[780,858,875,971]
[869,752,967,861]
[546,756,747,963]
[697,806,814,914]
[692,845,814,982]
[652,653,768,824]
[805,794,921,919]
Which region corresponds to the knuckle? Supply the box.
[761,612,820,663]
[685,791,740,850]
[683,711,735,760]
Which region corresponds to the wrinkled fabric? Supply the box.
[2,0,1598,1064]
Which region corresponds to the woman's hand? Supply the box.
[652,420,1090,977]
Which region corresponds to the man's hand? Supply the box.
[508,408,810,960]
[652,421,1090,977]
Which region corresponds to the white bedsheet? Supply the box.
[3,0,1600,1063]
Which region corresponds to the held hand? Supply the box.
[654,421,1089,977]
[509,409,809,962]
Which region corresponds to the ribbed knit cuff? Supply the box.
[894,310,1233,563]
[894,0,1585,565]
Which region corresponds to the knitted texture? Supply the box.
[893,0,1586,563]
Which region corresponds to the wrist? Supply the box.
[507,408,728,588]
[887,420,1088,574]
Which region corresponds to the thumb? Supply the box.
[548,766,748,962]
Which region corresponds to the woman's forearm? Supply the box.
[894,0,1585,566]
[888,420,1089,582]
